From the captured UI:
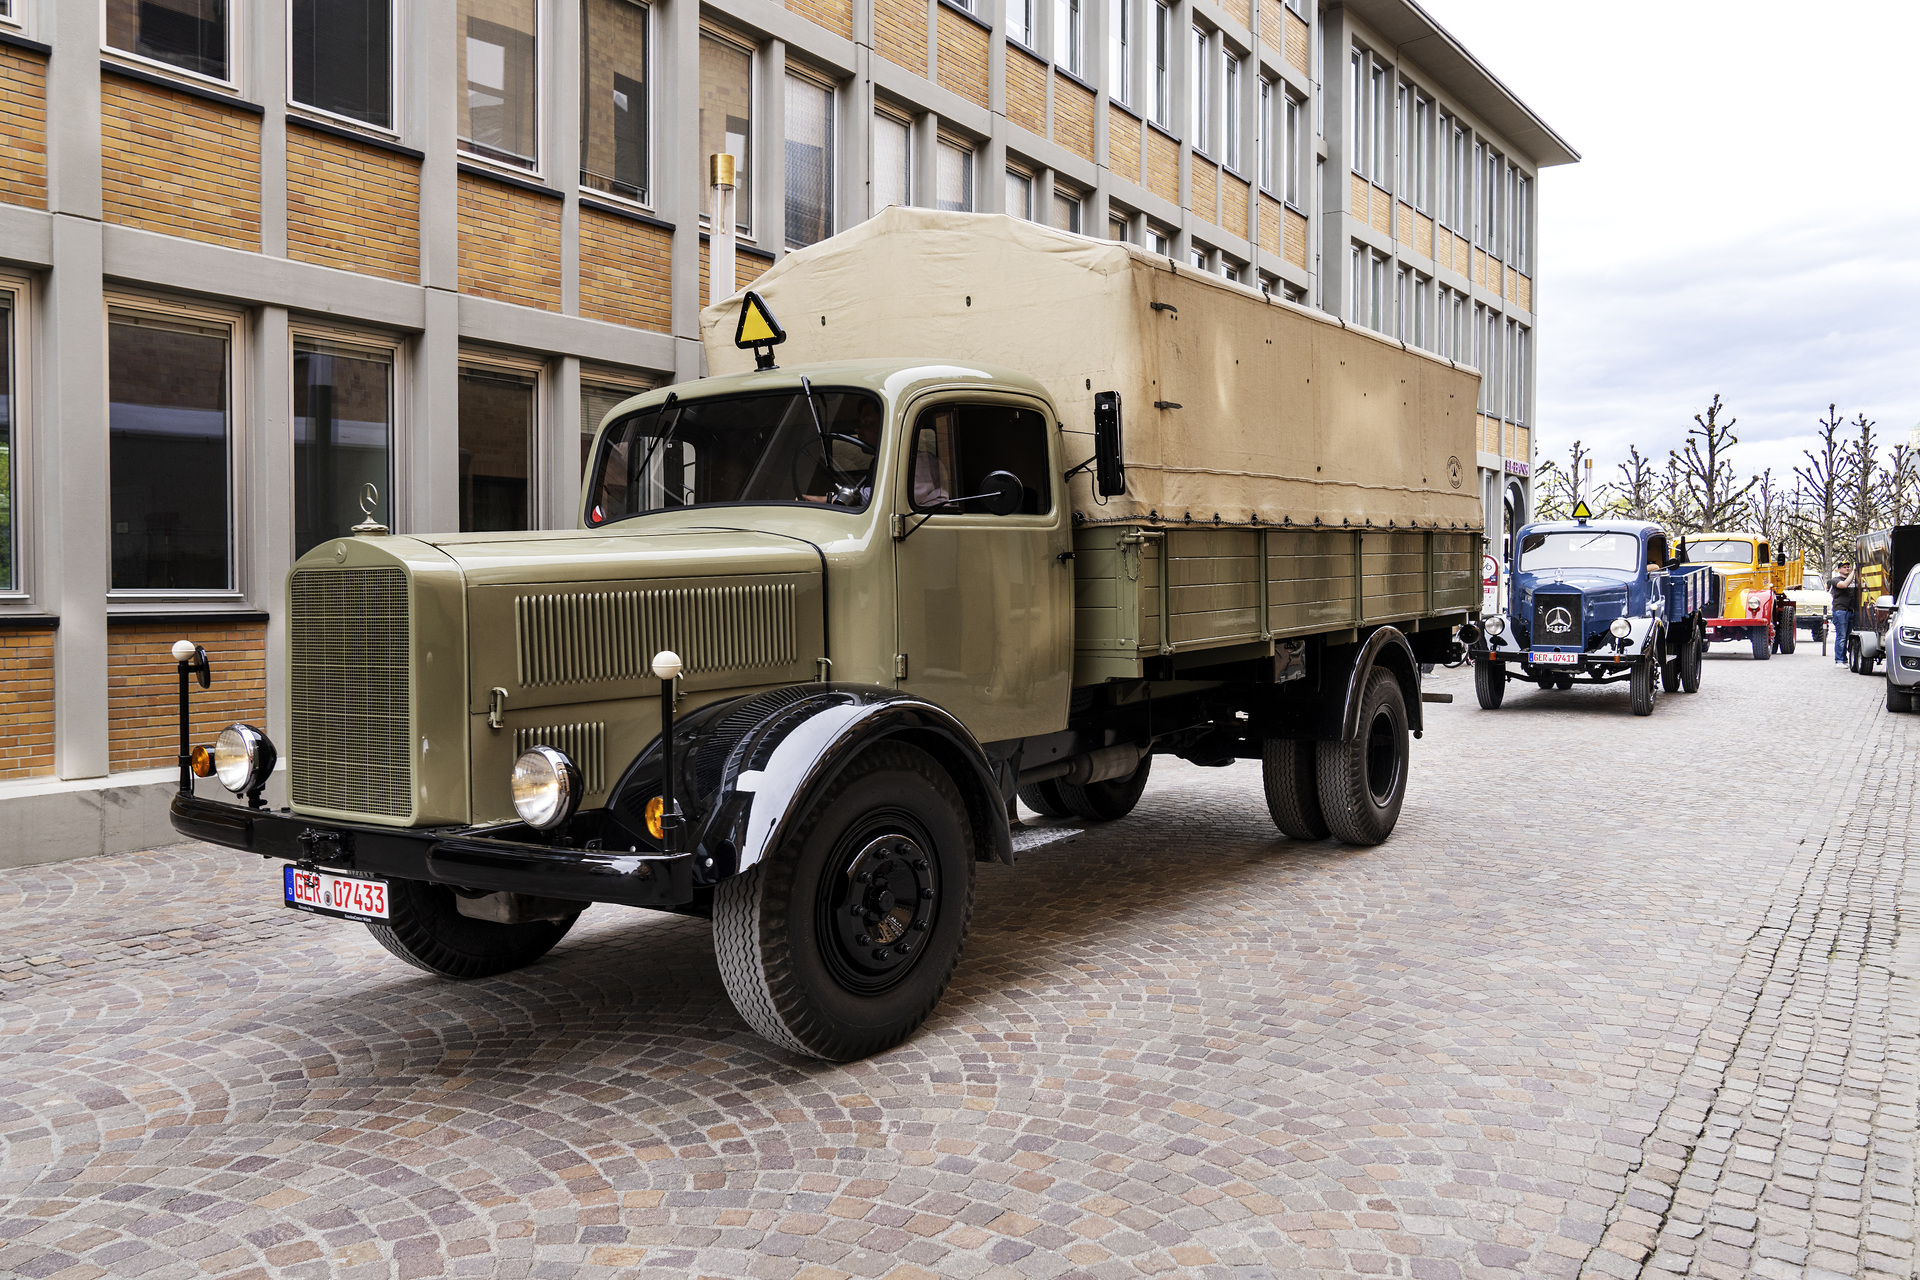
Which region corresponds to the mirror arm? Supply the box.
[1062,456,1097,484]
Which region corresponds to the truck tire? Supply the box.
[1680,634,1703,693]
[1474,659,1506,709]
[1778,607,1796,653]
[1053,755,1153,821]
[1751,630,1771,661]
[1315,669,1408,847]
[1888,681,1914,713]
[367,879,579,979]
[712,741,974,1062]
[1261,738,1329,840]
[1661,642,1682,693]
[1016,778,1070,818]
[1631,658,1658,716]
[1811,619,1827,642]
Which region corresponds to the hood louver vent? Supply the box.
[515,582,798,688]
[513,722,607,793]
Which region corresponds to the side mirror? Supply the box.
[1877,595,1895,611]
[1093,391,1125,497]
[979,469,1024,517]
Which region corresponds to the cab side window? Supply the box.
[1646,534,1667,567]
[908,403,1052,515]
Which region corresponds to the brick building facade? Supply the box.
[0,0,1569,856]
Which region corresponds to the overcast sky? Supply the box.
[1418,0,1920,493]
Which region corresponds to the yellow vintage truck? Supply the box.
[1682,531,1799,658]
[171,211,1483,1060]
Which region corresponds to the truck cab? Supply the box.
[1683,531,1799,659]
[1471,514,1710,715]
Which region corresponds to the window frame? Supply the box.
[782,65,837,249]
[286,0,402,137]
[1107,0,1131,105]
[698,25,758,237]
[458,0,546,175]
[104,291,250,606]
[1053,0,1083,77]
[1151,1,1171,128]
[902,394,1058,521]
[579,363,661,476]
[1005,166,1034,220]
[1190,25,1209,156]
[456,346,548,532]
[936,134,975,212]
[872,105,914,214]
[1223,51,1240,171]
[102,0,242,92]
[1009,0,1033,47]
[288,321,408,551]
[0,270,32,604]
[576,0,654,208]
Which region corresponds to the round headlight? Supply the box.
[1484,615,1506,637]
[213,724,276,795]
[1609,617,1633,638]
[511,746,582,831]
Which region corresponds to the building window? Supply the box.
[784,73,834,248]
[1370,252,1385,332]
[1190,245,1208,270]
[290,0,393,129]
[1259,80,1272,190]
[108,311,232,591]
[1349,51,1364,177]
[1515,172,1531,274]
[700,33,754,233]
[294,337,393,558]
[1009,0,1032,46]
[0,290,14,590]
[579,0,649,202]
[458,362,537,532]
[1412,92,1431,212]
[1412,274,1429,349]
[1054,0,1082,77]
[460,0,538,169]
[937,139,973,211]
[1152,2,1171,127]
[1371,60,1389,184]
[581,373,655,470]
[1224,54,1240,170]
[873,111,911,212]
[1053,189,1082,233]
[1222,261,1240,283]
[1108,0,1131,105]
[106,0,230,83]
[1349,246,1362,323]
[1005,169,1033,220]
[1149,224,1171,255]
[1514,325,1530,424]
[1190,28,1208,154]
[1396,82,1408,196]
[1284,93,1301,207]
[1283,281,1306,304]
[1109,215,1129,242]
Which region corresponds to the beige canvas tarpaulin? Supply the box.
[700,207,1484,532]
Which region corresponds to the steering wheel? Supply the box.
[792,433,877,506]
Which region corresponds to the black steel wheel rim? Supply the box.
[815,814,941,995]
[1364,707,1401,807]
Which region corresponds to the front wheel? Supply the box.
[1315,669,1409,847]
[367,879,580,979]
[1474,659,1507,709]
[1889,681,1914,713]
[1262,738,1329,840]
[1631,659,1658,716]
[712,741,975,1061]
[1751,629,1771,660]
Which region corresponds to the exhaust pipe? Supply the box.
[1018,742,1145,789]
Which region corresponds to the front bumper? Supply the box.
[1888,629,1920,689]
[171,793,697,908]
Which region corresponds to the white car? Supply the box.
[1886,566,1920,712]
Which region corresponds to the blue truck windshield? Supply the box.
[1683,539,1754,565]
[1518,531,1642,574]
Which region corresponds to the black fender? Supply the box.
[605,683,1013,878]
[1330,626,1422,740]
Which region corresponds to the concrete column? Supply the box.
[412,289,463,534]
[762,40,788,256]
[414,0,460,293]
[1318,6,1349,319]
[251,307,293,751]
[842,48,872,230]
[554,0,582,315]
[255,0,289,257]
[548,357,582,528]
[664,0,701,341]
[914,113,940,209]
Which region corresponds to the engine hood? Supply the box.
[1516,569,1633,596]
[405,524,824,587]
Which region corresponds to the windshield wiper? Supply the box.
[628,391,683,508]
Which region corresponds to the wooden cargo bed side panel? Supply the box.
[1167,529,1261,647]
[1267,530,1358,635]
[1361,532,1428,622]
[1432,533,1477,611]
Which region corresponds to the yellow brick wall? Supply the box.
[1473,246,1487,287]
[0,47,48,210]
[1191,159,1217,226]
[1514,425,1530,460]
[1397,201,1415,247]
[698,242,777,309]
[1258,0,1285,59]
[109,621,267,773]
[580,207,671,330]
[1108,106,1141,184]
[785,0,852,39]
[1349,172,1367,220]
[1415,212,1434,260]
[1515,272,1532,313]
[1222,174,1249,240]
[1284,207,1308,268]
[1146,128,1178,204]
[101,75,261,251]
[0,628,55,781]
[1257,192,1281,254]
[1370,188,1390,235]
[936,8,989,111]
[1451,231,1469,275]
[1284,11,1311,74]
[1007,47,1047,137]
[875,0,928,75]
[457,172,561,310]
[287,124,420,283]
[1054,79,1095,163]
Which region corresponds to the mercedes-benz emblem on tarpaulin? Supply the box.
[1447,456,1462,489]
[1545,607,1574,635]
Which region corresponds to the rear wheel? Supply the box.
[1315,669,1409,847]
[1474,659,1507,709]
[1631,658,1658,716]
[1016,778,1070,818]
[1661,640,1682,692]
[1751,630,1771,660]
[712,741,974,1061]
[1887,680,1914,713]
[1261,738,1329,840]
[1553,675,1575,691]
[1680,633,1703,693]
[1778,606,1797,653]
[367,879,579,979]
[1053,755,1152,821]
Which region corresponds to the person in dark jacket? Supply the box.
[1832,564,1858,665]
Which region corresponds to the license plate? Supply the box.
[1530,651,1580,665]
[284,867,390,921]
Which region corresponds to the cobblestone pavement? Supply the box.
[2,647,1915,1280]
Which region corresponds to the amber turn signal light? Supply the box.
[189,745,216,778]
[645,795,665,840]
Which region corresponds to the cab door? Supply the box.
[891,393,1072,745]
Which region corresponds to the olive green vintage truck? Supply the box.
[173,210,1483,1061]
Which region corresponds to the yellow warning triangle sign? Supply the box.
[733,291,786,350]
[1572,500,1592,521]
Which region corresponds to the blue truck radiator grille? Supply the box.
[1532,593,1583,647]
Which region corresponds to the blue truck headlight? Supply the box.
[1609,617,1632,639]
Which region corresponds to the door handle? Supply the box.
[1056,551,1076,563]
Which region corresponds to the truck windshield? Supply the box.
[586,388,883,525]
[1683,539,1754,565]
[1518,531,1641,573]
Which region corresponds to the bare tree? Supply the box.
[1841,413,1880,545]
[1655,450,1694,534]
[1533,440,1600,522]
[1614,446,1657,519]
[1880,441,1919,526]
[1746,468,1789,552]
[1791,405,1846,578]
[1678,395,1757,530]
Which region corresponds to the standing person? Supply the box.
[1831,563,1858,666]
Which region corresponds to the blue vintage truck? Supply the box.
[1466,513,1716,716]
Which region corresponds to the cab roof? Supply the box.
[1688,531,1763,543]
[1520,518,1664,539]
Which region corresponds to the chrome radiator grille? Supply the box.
[289,566,412,817]
[515,581,797,687]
